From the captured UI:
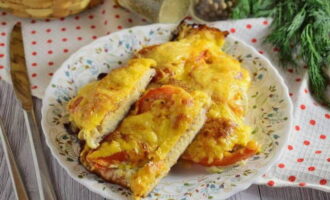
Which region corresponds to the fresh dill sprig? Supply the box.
[231,0,330,106]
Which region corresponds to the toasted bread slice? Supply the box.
[136,22,258,166]
[80,85,210,199]
[67,58,156,149]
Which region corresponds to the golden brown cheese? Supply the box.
[67,58,156,148]
[137,23,258,166]
[81,85,210,197]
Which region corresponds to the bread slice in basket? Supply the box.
[80,85,210,198]
[67,58,156,149]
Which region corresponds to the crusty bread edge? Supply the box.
[135,108,207,198]
[80,108,207,199]
[81,68,156,149]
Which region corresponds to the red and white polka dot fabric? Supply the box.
[0,1,147,97]
[0,0,329,192]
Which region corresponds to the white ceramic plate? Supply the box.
[41,24,293,200]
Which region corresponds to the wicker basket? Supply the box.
[0,0,103,18]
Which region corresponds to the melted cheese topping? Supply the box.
[137,28,257,165]
[67,58,155,132]
[86,86,210,168]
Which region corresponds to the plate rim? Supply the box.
[41,23,293,200]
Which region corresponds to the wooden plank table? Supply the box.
[1,81,330,200]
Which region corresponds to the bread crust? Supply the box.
[79,85,209,199]
[80,108,206,198]
[83,68,156,148]
[68,59,156,149]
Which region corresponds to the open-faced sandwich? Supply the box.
[137,22,259,166]
[66,21,259,199]
[80,85,210,198]
[67,58,156,148]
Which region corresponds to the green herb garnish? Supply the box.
[231,0,330,106]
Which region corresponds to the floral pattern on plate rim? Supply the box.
[41,24,293,200]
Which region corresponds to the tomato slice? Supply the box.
[93,151,128,165]
[183,143,258,167]
[136,85,186,113]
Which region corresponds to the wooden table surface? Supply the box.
[1,81,330,200]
